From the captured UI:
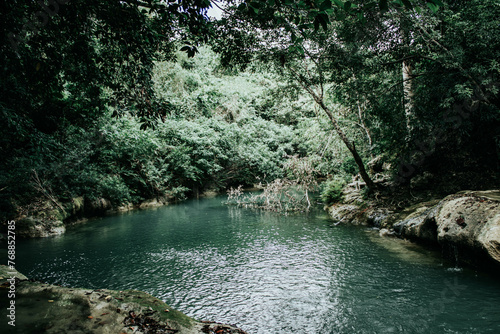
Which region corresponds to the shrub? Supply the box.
[320,176,347,205]
[97,175,132,205]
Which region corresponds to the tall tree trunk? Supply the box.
[401,14,415,141]
[356,100,374,158]
[402,59,415,140]
[290,67,376,191]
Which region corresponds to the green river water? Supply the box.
[14,196,500,333]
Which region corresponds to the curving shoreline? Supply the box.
[327,190,500,272]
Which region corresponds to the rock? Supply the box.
[0,265,28,283]
[379,228,396,237]
[328,204,368,225]
[85,197,112,214]
[139,197,168,209]
[435,191,500,267]
[16,216,66,238]
[327,189,500,271]
[69,196,85,215]
[14,194,173,238]
[0,268,246,334]
[366,208,392,228]
[393,202,441,246]
[395,190,500,269]
[116,203,134,212]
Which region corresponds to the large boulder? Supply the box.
[395,190,500,269]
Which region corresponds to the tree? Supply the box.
[212,0,500,195]
[211,1,393,190]
[1,0,212,131]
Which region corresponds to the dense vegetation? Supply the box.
[1,0,499,219]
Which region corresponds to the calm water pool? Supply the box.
[14,196,500,333]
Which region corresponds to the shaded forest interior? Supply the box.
[1,0,499,219]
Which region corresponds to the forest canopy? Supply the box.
[1,0,499,218]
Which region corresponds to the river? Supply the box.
[16,196,500,333]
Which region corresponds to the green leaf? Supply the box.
[364,2,377,9]
[314,14,330,31]
[296,45,305,55]
[319,0,332,11]
[344,1,352,10]
[357,12,366,24]
[427,2,439,12]
[249,2,260,14]
[320,16,328,31]
[332,0,343,8]
[313,17,320,30]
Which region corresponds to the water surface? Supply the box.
[16,196,500,333]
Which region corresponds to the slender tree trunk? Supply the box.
[401,14,415,141]
[356,100,374,157]
[290,67,376,191]
[402,59,415,139]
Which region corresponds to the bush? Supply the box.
[320,176,347,205]
[96,175,132,205]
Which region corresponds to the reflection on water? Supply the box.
[15,196,500,333]
[364,228,443,266]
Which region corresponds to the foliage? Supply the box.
[1,46,322,216]
[1,0,498,220]
[320,176,348,205]
[213,0,500,193]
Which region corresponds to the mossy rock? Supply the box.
[108,289,195,329]
[16,217,65,238]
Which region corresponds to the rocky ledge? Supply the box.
[328,190,500,271]
[0,266,247,334]
[11,196,172,238]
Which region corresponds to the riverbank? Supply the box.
[0,266,247,334]
[327,189,500,272]
[6,195,177,239]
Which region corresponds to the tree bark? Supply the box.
[356,100,374,157]
[400,14,416,141]
[402,59,415,140]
